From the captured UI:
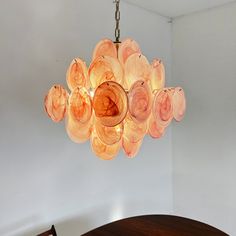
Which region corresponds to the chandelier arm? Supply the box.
[114,0,121,43]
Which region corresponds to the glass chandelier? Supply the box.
[44,0,186,160]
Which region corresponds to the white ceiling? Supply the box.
[123,0,236,18]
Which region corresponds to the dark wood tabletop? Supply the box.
[82,215,229,236]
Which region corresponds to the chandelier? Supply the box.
[44,0,186,160]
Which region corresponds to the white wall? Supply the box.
[0,0,172,235]
[172,2,236,235]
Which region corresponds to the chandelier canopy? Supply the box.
[44,0,186,160]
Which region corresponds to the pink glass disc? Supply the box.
[95,121,123,145]
[92,38,117,60]
[122,136,142,158]
[44,85,68,123]
[128,80,152,123]
[124,53,150,89]
[123,114,147,143]
[118,38,141,66]
[153,88,173,127]
[148,114,166,139]
[66,110,93,143]
[89,56,124,89]
[150,59,165,92]
[66,58,89,91]
[173,87,186,122]
[93,81,128,127]
[91,129,120,160]
[69,87,92,124]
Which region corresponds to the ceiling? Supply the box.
[123,0,236,18]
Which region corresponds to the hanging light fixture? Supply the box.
[44,0,186,160]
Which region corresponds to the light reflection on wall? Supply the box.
[109,201,124,223]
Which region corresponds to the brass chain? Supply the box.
[114,0,121,43]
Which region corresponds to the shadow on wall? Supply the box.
[13,202,118,236]
[17,215,93,236]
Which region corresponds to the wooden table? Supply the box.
[82,215,229,236]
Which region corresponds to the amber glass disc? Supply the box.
[91,129,120,160]
[124,53,150,89]
[150,59,165,92]
[93,81,128,127]
[69,87,92,124]
[66,110,93,143]
[66,58,89,91]
[122,136,142,158]
[148,114,166,139]
[173,87,186,122]
[95,121,123,145]
[123,114,147,143]
[128,80,152,123]
[118,38,141,66]
[92,38,117,60]
[44,85,68,123]
[153,88,173,127]
[89,56,124,89]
